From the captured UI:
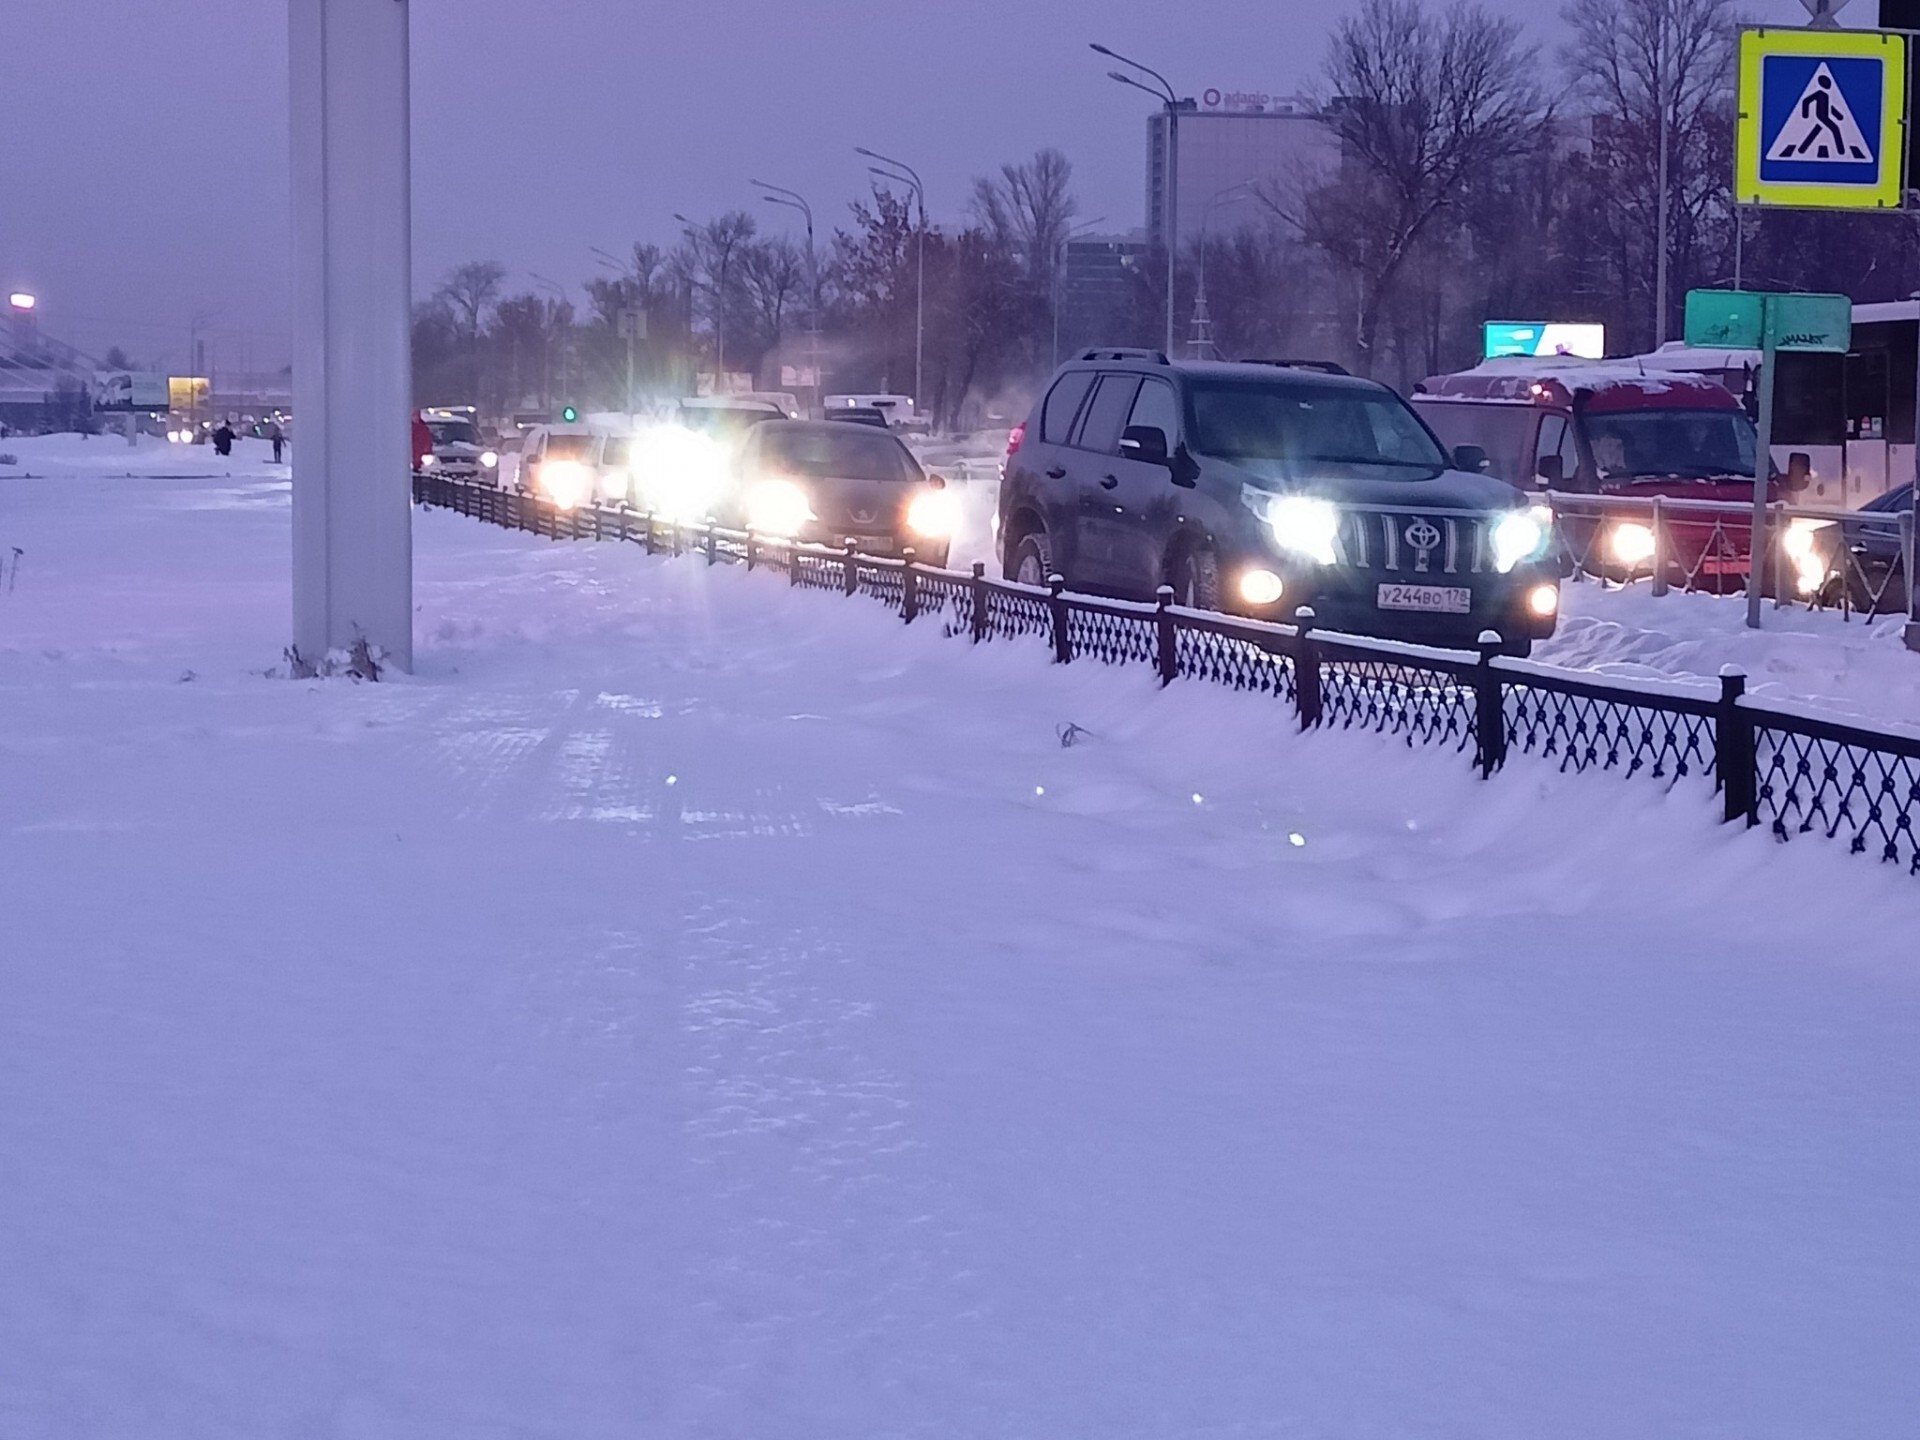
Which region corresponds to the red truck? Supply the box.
[1411,360,1809,591]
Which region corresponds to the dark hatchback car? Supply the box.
[733,420,957,567]
[998,351,1562,650]
[1808,482,1913,613]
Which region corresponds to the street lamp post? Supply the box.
[1191,184,1253,358]
[530,273,569,413]
[1094,43,1187,357]
[856,146,925,419]
[753,180,822,415]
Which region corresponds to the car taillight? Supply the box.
[1005,421,1026,457]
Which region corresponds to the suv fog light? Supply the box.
[1527,583,1559,618]
[1239,568,1285,605]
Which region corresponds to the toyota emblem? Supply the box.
[1404,518,1441,551]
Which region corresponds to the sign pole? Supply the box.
[1746,338,1778,630]
[289,0,414,674]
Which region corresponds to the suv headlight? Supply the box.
[1245,487,1339,565]
[1490,505,1553,573]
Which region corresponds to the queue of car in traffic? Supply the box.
[422,342,1918,651]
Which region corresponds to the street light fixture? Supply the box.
[1092,42,1187,356]
[752,179,823,413]
[7,292,35,312]
[855,145,925,417]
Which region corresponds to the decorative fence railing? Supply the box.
[417,472,1920,879]
[1546,488,1913,618]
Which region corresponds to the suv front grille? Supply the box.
[1337,511,1488,576]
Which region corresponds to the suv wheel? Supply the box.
[1011,529,1055,587]
[1167,541,1220,610]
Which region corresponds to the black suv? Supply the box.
[998,351,1562,650]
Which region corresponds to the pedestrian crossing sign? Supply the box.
[1736,27,1907,210]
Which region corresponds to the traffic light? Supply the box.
[561,405,579,423]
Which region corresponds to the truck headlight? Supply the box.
[1608,521,1657,566]
[1491,506,1552,573]
[1247,489,1338,565]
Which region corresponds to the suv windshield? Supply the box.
[1585,408,1757,480]
[761,427,921,482]
[1190,380,1447,474]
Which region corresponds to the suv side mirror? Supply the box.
[1119,424,1170,466]
[1535,453,1563,487]
[1453,443,1489,474]
[1786,451,1811,491]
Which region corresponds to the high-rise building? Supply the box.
[1058,235,1152,357]
[1146,91,1336,252]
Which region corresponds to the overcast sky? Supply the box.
[4,0,1816,373]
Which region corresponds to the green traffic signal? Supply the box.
[561,405,579,423]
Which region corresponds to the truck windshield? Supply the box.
[1189,381,1447,473]
[427,419,479,446]
[1585,409,1757,480]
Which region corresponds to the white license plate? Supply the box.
[1377,582,1472,614]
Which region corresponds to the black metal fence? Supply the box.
[417,473,1920,878]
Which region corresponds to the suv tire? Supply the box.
[1167,541,1221,610]
[1011,528,1056,587]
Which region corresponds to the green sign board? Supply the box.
[1682,289,1850,352]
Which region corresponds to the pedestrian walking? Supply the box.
[268,420,286,464]
[212,420,235,457]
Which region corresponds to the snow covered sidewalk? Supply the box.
[2,468,1917,1437]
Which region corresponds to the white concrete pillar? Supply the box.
[289,0,413,672]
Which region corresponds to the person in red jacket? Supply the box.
[411,412,433,473]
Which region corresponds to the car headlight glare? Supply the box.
[539,459,593,511]
[745,478,813,537]
[906,488,959,538]
[1609,521,1657,566]
[1782,517,1832,559]
[480,450,499,469]
[1252,492,1339,566]
[1491,506,1552,573]
[631,423,730,523]
[418,453,436,468]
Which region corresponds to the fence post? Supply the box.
[1717,665,1758,827]
[643,512,656,554]
[971,562,989,642]
[1048,575,1073,663]
[1649,495,1668,598]
[1473,630,1508,779]
[1293,605,1322,730]
[1155,585,1177,685]
[843,539,860,596]
[670,517,683,557]
[790,542,802,587]
[901,547,919,623]
[706,524,718,566]
[746,531,758,572]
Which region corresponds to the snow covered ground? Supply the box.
[3,442,1919,1436]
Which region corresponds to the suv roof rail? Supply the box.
[1241,358,1351,376]
[1077,347,1170,364]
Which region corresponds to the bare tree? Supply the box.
[435,261,507,345]
[970,147,1079,284]
[1280,0,1547,376]
[1562,0,1739,350]
[737,236,807,357]
[675,213,758,380]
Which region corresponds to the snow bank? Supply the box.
[1,463,1916,1436]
